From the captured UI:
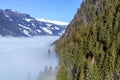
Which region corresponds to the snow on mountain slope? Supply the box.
[0,9,68,37]
[42,27,53,35]
[36,18,69,26]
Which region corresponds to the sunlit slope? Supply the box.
[56,0,120,80]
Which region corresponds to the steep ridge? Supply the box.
[56,0,120,80]
[0,9,67,37]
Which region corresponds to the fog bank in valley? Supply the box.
[0,36,59,80]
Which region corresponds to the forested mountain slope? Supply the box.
[56,0,120,80]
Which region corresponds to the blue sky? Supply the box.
[0,0,83,22]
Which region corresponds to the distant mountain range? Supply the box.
[0,9,68,37]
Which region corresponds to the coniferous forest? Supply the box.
[55,0,120,80]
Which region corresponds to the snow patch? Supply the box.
[54,27,60,30]
[36,18,69,25]
[25,18,34,22]
[46,23,52,27]
[51,27,54,30]
[5,15,9,18]
[18,28,22,30]
[9,19,13,21]
[18,24,31,30]
[23,30,30,36]
[32,23,36,28]
[59,30,65,35]
[36,29,41,33]
[42,27,52,35]
[11,10,15,12]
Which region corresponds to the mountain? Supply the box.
[0,9,67,37]
[56,0,120,80]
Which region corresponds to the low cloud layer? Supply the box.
[0,36,59,80]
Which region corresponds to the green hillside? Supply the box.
[56,0,120,80]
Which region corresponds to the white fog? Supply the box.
[0,36,59,80]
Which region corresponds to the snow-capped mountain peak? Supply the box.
[0,9,67,37]
[36,18,69,26]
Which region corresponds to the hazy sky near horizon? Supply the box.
[0,0,83,22]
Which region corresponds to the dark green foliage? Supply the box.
[56,0,120,80]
